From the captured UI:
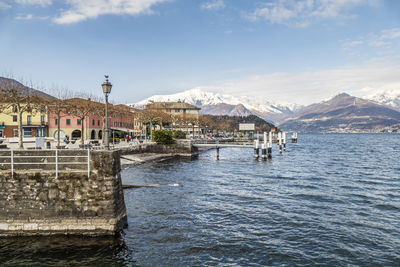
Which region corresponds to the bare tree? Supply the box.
[0,77,47,148]
[48,88,73,147]
[136,109,171,140]
[65,96,98,145]
[198,115,214,138]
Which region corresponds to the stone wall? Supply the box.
[0,150,127,236]
[119,140,198,156]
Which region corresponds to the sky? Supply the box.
[0,0,399,105]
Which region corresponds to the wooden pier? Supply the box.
[192,132,298,159]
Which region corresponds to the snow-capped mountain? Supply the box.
[130,88,301,122]
[279,93,400,133]
[365,89,400,110]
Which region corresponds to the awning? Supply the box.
[110,127,135,133]
[22,125,45,128]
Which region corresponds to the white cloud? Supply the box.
[380,28,400,40]
[343,28,400,51]
[205,59,400,105]
[53,0,169,24]
[0,1,12,9]
[368,28,400,47]
[15,0,52,6]
[201,0,225,10]
[246,0,373,27]
[15,13,33,20]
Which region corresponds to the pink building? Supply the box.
[108,105,136,138]
[48,102,135,142]
[48,111,103,141]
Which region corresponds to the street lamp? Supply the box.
[102,75,112,149]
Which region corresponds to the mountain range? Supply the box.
[132,88,400,133]
[131,88,302,123]
[279,93,400,133]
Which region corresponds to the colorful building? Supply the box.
[145,101,201,136]
[0,104,48,138]
[48,101,136,142]
[48,111,104,141]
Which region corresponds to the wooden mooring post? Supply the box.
[292,132,298,143]
[261,143,267,160]
[216,147,220,160]
[278,132,283,154]
[283,132,286,151]
[254,140,260,159]
[268,131,272,159]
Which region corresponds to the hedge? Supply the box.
[153,130,174,144]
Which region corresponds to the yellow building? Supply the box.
[145,101,201,136]
[0,105,48,138]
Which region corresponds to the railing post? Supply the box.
[11,150,14,178]
[87,148,90,178]
[55,149,58,178]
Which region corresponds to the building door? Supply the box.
[71,130,81,140]
[91,130,96,140]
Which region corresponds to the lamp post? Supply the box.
[102,75,112,149]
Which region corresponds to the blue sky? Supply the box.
[0,0,399,105]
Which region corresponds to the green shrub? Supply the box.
[153,130,174,144]
[109,138,120,143]
[173,130,186,139]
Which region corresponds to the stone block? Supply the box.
[23,223,38,231]
[0,223,8,230]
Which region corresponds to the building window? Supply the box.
[41,115,45,124]
[36,128,45,137]
[27,115,32,125]
[66,119,71,125]
[114,122,117,126]
[92,119,95,126]
[175,109,180,112]
[77,119,81,125]
[12,115,17,122]
[0,130,3,138]
[23,128,32,137]
[13,129,18,137]
[55,119,58,125]
[97,120,100,126]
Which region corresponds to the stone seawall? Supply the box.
[119,140,198,156]
[0,150,127,236]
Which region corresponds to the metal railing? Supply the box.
[0,149,90,178]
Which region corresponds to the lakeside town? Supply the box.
[1,0,399,265]
[0,76,276,150]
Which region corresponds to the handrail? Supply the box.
[0,149,90,178]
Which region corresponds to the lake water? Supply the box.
[0,134,399,266]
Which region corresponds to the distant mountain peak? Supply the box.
[334,92,351,98]
[0,77,52,99]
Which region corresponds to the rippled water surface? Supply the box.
[0,134,399,266]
